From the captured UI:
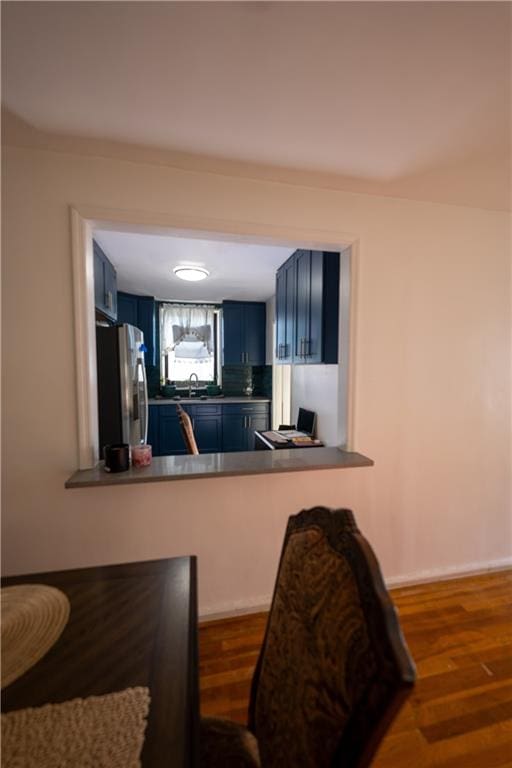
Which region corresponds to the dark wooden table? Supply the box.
[2,556,199,768]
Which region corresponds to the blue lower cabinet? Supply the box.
[150,404,222,456]
[188,405,222,453]
[222,403,270,452]
[159,414,187,456]
[149,402,270,456]
[222,415,247,452]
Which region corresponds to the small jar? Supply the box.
[131,444,152,468]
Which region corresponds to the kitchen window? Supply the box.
[160,303,220,384]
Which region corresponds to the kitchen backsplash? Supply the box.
[222,365,272,397]
[150,364,272,398]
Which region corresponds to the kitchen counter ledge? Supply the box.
[65,448,373,489]
[149,397,271,405]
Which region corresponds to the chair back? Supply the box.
[176,404,199,455]
[248,507,415,768]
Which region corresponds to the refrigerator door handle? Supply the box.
[137,358,149,444]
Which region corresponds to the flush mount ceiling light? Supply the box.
[173,266,210,282]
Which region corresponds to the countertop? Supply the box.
[65,448,373,488]
[149,397,271,405]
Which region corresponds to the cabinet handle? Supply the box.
[192,418,195,429]
[305,338,310,357]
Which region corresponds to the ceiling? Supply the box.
[94,229,293,302]
[2,2,510,210]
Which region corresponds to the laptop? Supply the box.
[296,407,316,436]
[274,408,317,440]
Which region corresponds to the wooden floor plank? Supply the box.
[199,568,512,767]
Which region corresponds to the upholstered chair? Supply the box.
[200,507,415,768]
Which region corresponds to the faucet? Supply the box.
[188,373,199,398]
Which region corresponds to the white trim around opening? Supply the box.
[70,205,359,469]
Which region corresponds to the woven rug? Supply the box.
[1,584,70,689]
[1,687,151,768]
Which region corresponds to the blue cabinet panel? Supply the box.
[150,401,269,456]
[223,301,266,366]
[222,303,245,364]
[137,297,156,368]
[222,402,270,451]
[93,240,117,321]
[275,257,295,363]
[244,302,266,364]
[275,250,339,365]
[117,292,156,367]
[294,249,311,361]
[159,414,187,455]
[193,415,222,453]
[117,293,138,327]
[222,414,246,452]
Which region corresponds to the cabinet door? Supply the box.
[307,251,324,364]
[104,260,117,320]
[275,259,296,364]
[137,297,156,367]
[275,265,287,362]
[93,241,117,321]
[294,250,311,362]
[159,414,187,455]
[192,414,222,453]
[93,247,105,312]
[117,292,138,327]
[223,303,245,364]
[244,302,266,365]
[222,414,247,451]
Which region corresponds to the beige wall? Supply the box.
[2,143,511,615]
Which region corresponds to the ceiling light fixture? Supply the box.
[173,266,209,282]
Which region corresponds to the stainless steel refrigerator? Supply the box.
[96,324,148,457]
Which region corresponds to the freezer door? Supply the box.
[119,324,148,446]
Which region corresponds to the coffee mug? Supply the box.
[103,443,130,473]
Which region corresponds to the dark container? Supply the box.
[103,443,130,473]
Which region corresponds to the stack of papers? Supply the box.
[261,430,323,447]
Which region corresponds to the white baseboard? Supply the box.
[198,557,512,621]
[385,557,512,589]
[199,594,272,623]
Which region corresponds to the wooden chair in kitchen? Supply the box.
[200,507,416,768]
[176,404,199,455]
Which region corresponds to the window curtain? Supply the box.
[160,304,215,380]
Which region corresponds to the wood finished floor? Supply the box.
[199,569,512,767]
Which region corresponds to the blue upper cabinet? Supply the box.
[93,240,117,321]
[117,291,156,367]
[117,292,138,327]
[275,256,295,363]
[222,301,266,365]
[275,250,340,365]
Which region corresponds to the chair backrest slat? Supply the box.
[176,404,199,455]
